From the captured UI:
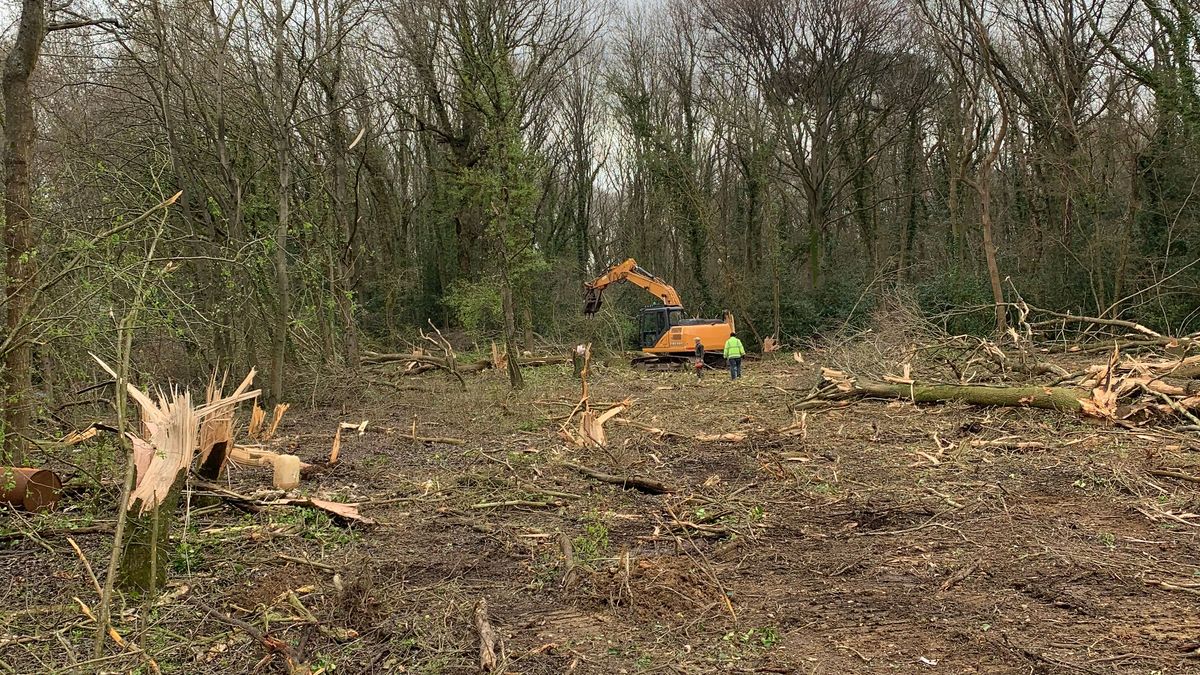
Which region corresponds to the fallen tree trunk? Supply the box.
[811,379,1084,413]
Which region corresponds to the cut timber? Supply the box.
[491,341,507,371]
[579,412,603,446]
[474,598,500,672]
[248,404,267,440]
[246,402,287,442]
[0,467,62,511]
[273,497,375,525]
[816,379,1084,413]
[329,420,368,464]
[564,461,674,494]
[265,403,288,440]
[1120,355,1200,381]
[272,455,301,490]
[228,444,312,470]
[330,426,343,465]
[692,432,747,443]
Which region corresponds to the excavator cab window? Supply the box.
[639,307,670,348]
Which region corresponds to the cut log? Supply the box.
[817,380,1084,412]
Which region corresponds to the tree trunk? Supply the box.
[499,251,524,390]
[819,381,1084,412]
[897,110,920,283]
[980,180,1007,334]
[1,0,46,465]
[118,479,181,596]
[269,0,292,404]
[319,16,359,368]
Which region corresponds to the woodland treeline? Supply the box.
[1,0,1198,458]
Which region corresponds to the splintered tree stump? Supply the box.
[118,482,182,596]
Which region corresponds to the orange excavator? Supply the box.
[583,258,734,365]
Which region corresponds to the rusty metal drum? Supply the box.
[0,467,62,511]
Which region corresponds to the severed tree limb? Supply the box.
[1147,469,1200,484]
[469,499,559,510]
[1021,302,1164,339]
[563,461,674,494]
[1139,384,1200,427]
[1046,338,1193,354]
[969,439,1051,452]
[194,599,310,675]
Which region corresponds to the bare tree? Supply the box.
[3,2,119,462]
[704,0,908,289]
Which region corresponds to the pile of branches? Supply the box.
[800,302,1200,432]
[361,323,566,390]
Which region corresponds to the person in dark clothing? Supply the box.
[693,337,705,380]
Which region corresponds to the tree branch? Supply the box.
[47,17,123,32]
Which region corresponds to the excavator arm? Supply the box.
[583,258,682,315]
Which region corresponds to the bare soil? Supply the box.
[4,355,1200,674]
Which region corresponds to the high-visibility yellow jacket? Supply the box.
[723,336,745,359]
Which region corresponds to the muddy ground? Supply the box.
[4,353,1200,674]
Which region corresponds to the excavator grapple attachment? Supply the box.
[583,287,603,316]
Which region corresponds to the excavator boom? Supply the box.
[583,258,682,316]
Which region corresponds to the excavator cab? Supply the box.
[638,306,685,349]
